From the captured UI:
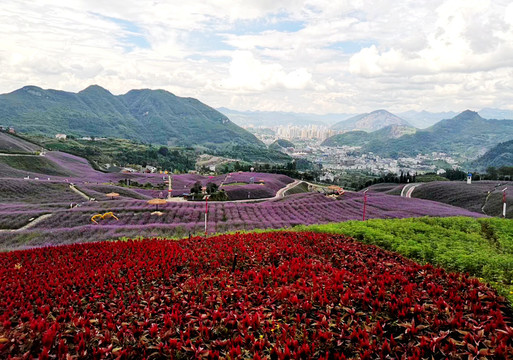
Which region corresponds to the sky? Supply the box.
[1,0,513,114]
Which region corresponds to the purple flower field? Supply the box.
[0,190,485,250]
[0,150,491,251]
[1,151,293,200]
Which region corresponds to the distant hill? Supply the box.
[478,108,513,120]
[471,140,513,170]
[360,110,513,159]
[217,108,353,127]
[0,85,264,151]
[398,110,457,129]
[331,110,411,132]
[269,139,295,151]
[322,124,416,147]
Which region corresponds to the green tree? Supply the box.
[487,166,498,180]
[206,182,218,195]
[190,181,202,194]
[158,146,169,156]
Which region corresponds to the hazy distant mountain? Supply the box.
[398,110,458,129]
[362,110,513,159]
[217,108,353,127]
[269,139,295,151]
[0,85,263,150]
[471,140,513,170]
[322,124,416,147]
[478,108,513,120]
[331,110,411,132]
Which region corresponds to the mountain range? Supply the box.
[0,85,263,151]
[218,108,513,130]
[217,108,351,127]
[323,110,513,160]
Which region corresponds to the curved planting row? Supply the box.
[1,232,512,359]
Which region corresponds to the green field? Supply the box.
[288,217,513,303]
[283,181,310,195]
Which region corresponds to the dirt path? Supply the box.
[0,152,39,156]
[69,185,91,200]
[0,213,53,233]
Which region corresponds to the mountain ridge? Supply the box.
[322,124,416,147]
[0,85,264,151]
[331,110,411,132]
[361,110,513,159]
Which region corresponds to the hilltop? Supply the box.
[0,85,264,152]
[269,138,295,151]
[322,124,416,147]
[331,110,411,132]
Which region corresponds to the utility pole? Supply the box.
[167,174,172,201]
[362,189,369,221]
[204,195,210,236]
[503,187,508,218]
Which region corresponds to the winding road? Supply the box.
[401,183,421,198]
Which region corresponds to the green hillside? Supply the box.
[472,140,513,170]
[0,85,265,151]
[269,139,295,151]
[322,125,416,147]
[360,110,513,159]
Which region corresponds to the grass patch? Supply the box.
[284,181,309,196]
[290,217,513,303]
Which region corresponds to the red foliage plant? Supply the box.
[0,232,512,359]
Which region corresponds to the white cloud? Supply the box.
[223,51,312,91]
[0,0,513,113]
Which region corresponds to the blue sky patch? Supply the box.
[231,16,305,35]
[93,13,151,51]
[327,41,376,54]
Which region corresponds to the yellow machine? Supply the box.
[91,212,119,224]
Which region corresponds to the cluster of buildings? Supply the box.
[275,125,339,141]
[0,126,16,134]
[242,124,340,142]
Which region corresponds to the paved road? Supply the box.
[401,183,421,198]
[275,180,301,198]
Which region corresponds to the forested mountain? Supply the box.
[0,85,264,150]
[471,140,513,170]
[322,124,416,147]
[360,110,513,159]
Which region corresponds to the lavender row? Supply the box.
[28,192,484,232]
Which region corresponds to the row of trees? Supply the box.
[483,166,513,180]
[189,182,228,201]
[359,172,418,190]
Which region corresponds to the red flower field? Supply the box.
[1,232,512,359]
